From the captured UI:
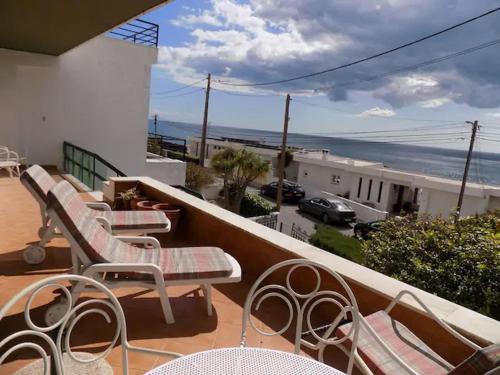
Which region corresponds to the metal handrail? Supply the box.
[63,141,126,190]
[108,18,159,47]
[148,132,187,160]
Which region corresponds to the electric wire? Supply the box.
[216,6,500,86]
[151,78,206,95]
[152,87,204,98]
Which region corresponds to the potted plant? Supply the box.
[115,186,148,210]
[153,203,183,232]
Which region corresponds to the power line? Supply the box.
[217,6,500,87]
[211,87,283,97]
[152,87,204,98]
[292,98,465,123]
[308,38,500,93]
[151,78,206,95]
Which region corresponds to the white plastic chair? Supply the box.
[240,259,362,375]
[0,146,22,177]
[0,274,181,375]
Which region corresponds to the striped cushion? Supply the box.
[449,343,500,375]
[47,181,233,280]
[95,210,169,231]
[336,311,451,375]
[20,165,57,203]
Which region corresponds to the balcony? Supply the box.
[109,18,159,48]
[0,171,498,373]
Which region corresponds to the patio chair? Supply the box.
[20,165,170,264]
[240,259,362,375]
[46,180,241,324]
[335,290,499,375]
[0,274,182,375]
[0,146,22,177]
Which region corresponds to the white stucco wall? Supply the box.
[419,188,489,217]
[297,162,353,198]
[0,36,185,186]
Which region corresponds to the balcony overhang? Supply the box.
[0,0,168,56]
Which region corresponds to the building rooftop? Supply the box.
[1,172,498,374]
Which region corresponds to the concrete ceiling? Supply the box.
[0,0,168,56]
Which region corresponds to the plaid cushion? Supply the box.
[95,210,169,231]
[449,343,500,375]
[20,165,57,203]
[336,311,451,375]
[47,181,233,280]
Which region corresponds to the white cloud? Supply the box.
[485,112,500,118]
[160,0,500,109]
[358,107,396,118]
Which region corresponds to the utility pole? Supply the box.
[199,73,211,166]
[276,93,291,211]
[456,120,479,219]
[154,114,158,135]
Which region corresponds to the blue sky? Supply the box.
[142,0,500,152]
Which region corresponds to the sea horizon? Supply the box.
[149,119,500,186]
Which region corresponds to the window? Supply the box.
[377,181,383,203]
[357,177,363,198]
[413,188,420,204]
[367,179,373,201]
[331,174,341,184]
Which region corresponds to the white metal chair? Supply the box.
[20,165,171,265]
[46,180,242,324]
[0,146,22,177]
[0,274,181,375]
[240,259,362,375]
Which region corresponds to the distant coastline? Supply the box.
[149,120,500,186]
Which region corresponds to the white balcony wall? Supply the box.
[0,36,185,186]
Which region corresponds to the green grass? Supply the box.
[309,224,365,264]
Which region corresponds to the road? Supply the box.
[248,187,354,238]
[276,201,354,238]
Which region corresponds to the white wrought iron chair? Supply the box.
[0,146,22,177]
[240,259,364,375]
[0,274,181,375]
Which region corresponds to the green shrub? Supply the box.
[185,163,214,192]
[363,212,500,319]
[240,193,276,218]
[309,224,364,263]
[166,150,199,163]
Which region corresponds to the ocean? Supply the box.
[148,120,500,186]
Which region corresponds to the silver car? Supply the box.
[298,197,357,224]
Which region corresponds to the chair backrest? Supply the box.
[46,180,154,266]
[20,165,57,204]
[0,274,130,375]
[240,259,360,375]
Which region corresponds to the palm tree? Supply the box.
[212,148,270,213]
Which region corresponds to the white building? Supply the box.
[294,149,500,219]
[0,2,186,186]
[188,136,299,186]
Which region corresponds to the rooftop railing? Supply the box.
[109,18,159,47]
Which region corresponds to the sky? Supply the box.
[142,0,500,153]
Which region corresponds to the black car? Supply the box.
[353,220,383,239]
[260,181,305,202]
[298,197,356,224]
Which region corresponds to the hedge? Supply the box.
[363,212,500,319]
[309,224,364,263]
[240,193,277,218]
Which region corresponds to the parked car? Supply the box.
[353,220,383,239]
[298,197,356,224]
[260,181,305,203]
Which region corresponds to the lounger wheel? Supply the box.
[23,245,46,265]
[38,226,47,239]
[45,299,70,327]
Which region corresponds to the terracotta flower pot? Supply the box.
[131,196,148,210]
[136,200,159,210]
[153,203,182,232]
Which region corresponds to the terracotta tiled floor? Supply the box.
[0,174,352,374]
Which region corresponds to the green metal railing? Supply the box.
[63,142,126,191]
